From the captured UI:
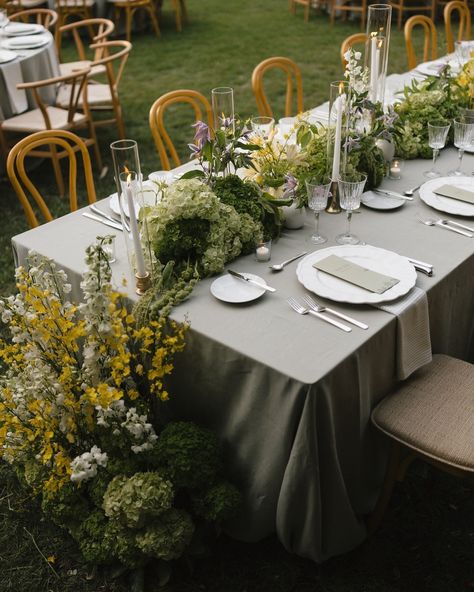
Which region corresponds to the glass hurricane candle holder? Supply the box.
[365,4,392,105]
[110,139,152,293]
[211,86,235,133]
[326,80,350,213]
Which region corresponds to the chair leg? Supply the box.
[398,6,402,29]
[148,3,161,36]
[174,0,182,32]
[49,143,65,198]
[125,6,132,42]
[180,0,188,22]
[304,1,310,21]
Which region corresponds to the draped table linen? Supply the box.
[10,111,474,562]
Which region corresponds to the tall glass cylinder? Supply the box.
[110,139,152,293]
[326,80,351,213]
[365,4,392,105]
[211,86,235,133]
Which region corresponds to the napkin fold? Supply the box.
[375,286,432,380]
[1,59,27,114]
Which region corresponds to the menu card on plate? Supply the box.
[434,185,474,204]
[313,255,400,294]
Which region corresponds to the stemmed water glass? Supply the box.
[336,173,367,245]
[424,122,450,178]
[448,118,474,176]
[251,116,274,140]
[305,178,332,244]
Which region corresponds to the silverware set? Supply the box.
[418,216,474,237]
[82,206,127,232]
[287,296,368,333]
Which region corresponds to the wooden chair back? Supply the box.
[57,17,114,62]
[252,56,304,118]
[7,130,97,228]
[404,15,437,70]
[17,67,91,128]
[149,89,213,170]
[444,0,471,53]
[9,8,58,29]
[90,39,131,92]
[340,33,367,70]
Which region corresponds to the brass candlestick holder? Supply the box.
[326,179,341,214]
[135,272,151,296]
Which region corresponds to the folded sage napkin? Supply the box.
[1,59,27,114]
[434,184,474,205]
[313,254,400,294]
[375,286,432,380]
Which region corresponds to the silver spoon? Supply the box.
[404,184,421,197]
[269,251,308,271]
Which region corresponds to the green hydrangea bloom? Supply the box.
[103,472,173,528]
[155,421,221,490]
[135,508,194,561]
[75,510,114,565]
[191,480,242,523]
[41,482,90,529]
[104,521,146,569]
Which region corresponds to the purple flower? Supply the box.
[191,120,211,146]
[188,143,202,157]
[343,136,361,152]
[218,115,235,130]
[284,173,298,193]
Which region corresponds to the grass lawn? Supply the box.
[1,2,472,591]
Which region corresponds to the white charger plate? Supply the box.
[0,49,17,64]
[296,245,417,304]
[2,34,49,49]
[109,181,160,218]
[415,58,454,77]
[361,190,405,211]
[211,273,267,303]
[4,23,44,36]
[419,176,474,217]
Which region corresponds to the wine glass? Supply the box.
[251,116,274,140]
[336,173,367,245]
[448,118,474,176]
[305,178,332,244]
[424,122,450,178]
[455,40,471,69]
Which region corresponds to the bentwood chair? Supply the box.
[8,7,57,28]
[57,18,115,75]
[404,15,437,70]
[149,89,213,170]
[368,355,474,534]
[3,0,47,15]
[444,0,471,53]
[340,33,367,70]
[251,57,304,119]
[330,0,367,30]
[390,0,436,30]
[0,67,103,197]
[54,0,95,30]
[289,0,312,22]
[7,130,97,228]
[109,0,160,42]
[57,40,132,139]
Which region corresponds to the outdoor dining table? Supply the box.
[11,146,474,562]
[0,29,60,120]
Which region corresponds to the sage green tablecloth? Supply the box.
[11,149,474,562]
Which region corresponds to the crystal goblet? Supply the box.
[424,122,450,178]
[305,178,332,244]
[336,173,367,245]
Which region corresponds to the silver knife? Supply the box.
[90,205,130,232]
[82,212,123,231]
[228,269,276,293]
[374,189,414,201]
[445,219,474,233]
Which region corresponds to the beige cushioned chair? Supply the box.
[368,354,474,533]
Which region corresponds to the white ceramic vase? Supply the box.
[376,138,395,163]
[282,202,305,229]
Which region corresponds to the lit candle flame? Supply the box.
[370,31,377,38]
[338,81,345,94]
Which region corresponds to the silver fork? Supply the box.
[302,295,369,330]
[90,205,130,232]
[287,297,352,333]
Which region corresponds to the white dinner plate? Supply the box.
[211,273,267,303]
[415,59,451,77]
[109,181,160,218]
[296,245,417,304]
[0,49,17,64]
[419,176,474,217]
[361,190,405,210]
[4,23,44,36]
[2,34,49,49]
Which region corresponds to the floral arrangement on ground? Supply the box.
[0,238,241,590]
